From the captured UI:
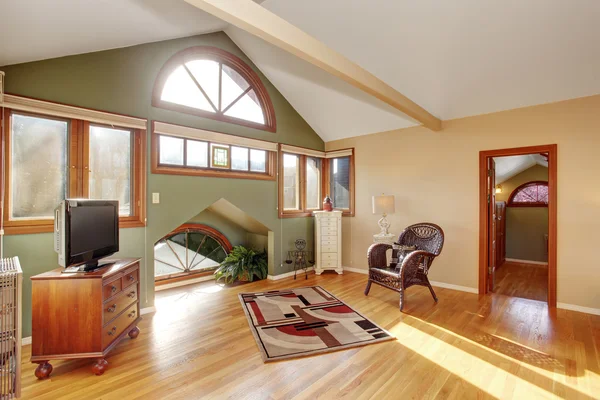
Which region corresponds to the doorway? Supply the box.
[479,145,557,307]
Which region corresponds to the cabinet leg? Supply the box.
[34,361,53,380]
[91,358,108,376]
[128,326,140,339]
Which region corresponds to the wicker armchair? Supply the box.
[365,223,445,310]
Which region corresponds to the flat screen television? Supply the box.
[54,199,119,271]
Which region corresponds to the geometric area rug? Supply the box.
[238,286,395,362]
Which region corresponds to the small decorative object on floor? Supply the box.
[287,239,314,280]
[323,195,333,211]
[239,286,394,362]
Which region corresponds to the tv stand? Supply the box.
[31,258,141,378]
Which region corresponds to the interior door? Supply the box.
[487,158,496,292]
[495,201,506,267]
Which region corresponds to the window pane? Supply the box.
[224,89,265,124]
[185,60,219,108]
[161,66,214,112]
[283,154,299,210]
[231,146,249,171]
[211,144,229,168]
[221,64,250,110]
[89,125,132,216]
[159,136,184,165]
[330,157,350,209]
[186,140,208,168]
[10,114,68,219]
[250,149,266,172]
[306,157,321,209]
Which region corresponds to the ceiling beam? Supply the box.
[184,0,442,131]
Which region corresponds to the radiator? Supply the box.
[0,257,22,399]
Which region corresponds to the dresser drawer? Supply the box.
[103,285,138,324]
[322,253,338,261]
[321,260,339,267]
[320,219,338,227]
[122,267,138,289]
[103,276,122,300]
[321,237,337,246]
[321,226,338,236]
[321,245,337,252]
[102,303,138,348]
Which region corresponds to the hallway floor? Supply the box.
[495,261,548,302]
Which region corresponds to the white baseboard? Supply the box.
[343,267,368,274]
[505,258,548,266]
[155,275,215,291]
[557,303,600,316]
[429,281,479,294]
[268,267,314,281]
[141,306,157,315]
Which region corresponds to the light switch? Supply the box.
[152,192,160,204]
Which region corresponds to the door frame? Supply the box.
[478,144,557,307]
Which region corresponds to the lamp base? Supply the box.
[377,214,391,235]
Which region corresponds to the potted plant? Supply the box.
[214,245,268,284]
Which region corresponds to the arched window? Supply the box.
[508,181,549,207]
[154,224,233,281]
[152,46,276,132]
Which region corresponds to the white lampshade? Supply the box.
[372,195,395,215]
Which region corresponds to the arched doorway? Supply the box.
[154,223,232,284]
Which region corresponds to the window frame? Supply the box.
[151,46,277,133]
[1,109,147,235]
[507,180,549,207]
[152,132,276,181]
[278,147,355,218]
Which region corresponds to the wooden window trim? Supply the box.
[1,109,147,235]
[507,180,549,207]
[151,132,275,181]
[278,146,355,218]
[151,46,277,133]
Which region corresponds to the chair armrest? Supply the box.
[367,243,392,268]
[399,250,437,278]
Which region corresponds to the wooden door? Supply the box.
[487,158,496,291]
[495,201,506,267]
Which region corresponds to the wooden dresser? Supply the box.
[31,258,142,378]
[314,211,343,275]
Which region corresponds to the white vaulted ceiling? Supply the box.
[494,154,548,184]
[1,0,599,141]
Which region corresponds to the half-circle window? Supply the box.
[152,46,276,132]
[508,181,549,207]
[154,224,233,280]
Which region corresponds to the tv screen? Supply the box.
[56,200,120,269]
[70,205,117,257]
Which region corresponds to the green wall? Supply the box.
[496,164,549,262]
[1,32,323,337]
[187,209,248,247]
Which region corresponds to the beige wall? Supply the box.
[496,164,548,262]
[326,95,600,310]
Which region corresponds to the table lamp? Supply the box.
[372,194,395,235]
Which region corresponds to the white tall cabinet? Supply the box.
[314,211,343,275]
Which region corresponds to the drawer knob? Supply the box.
[111,285,117,293]
[107,326,117,336]
[107,304,117,313]
[128,310,136,318]
[128,275,134,282]
[127,291,135,298]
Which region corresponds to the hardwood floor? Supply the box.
[495,261,548,302]
[21,272,599,399]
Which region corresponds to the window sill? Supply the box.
[152,164,276,181]
[155,270,215,285]
[3,216,146,235]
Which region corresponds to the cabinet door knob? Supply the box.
[128,275,135,282]
[107,304,117,313]
[128,310,136,318]
[111,285,117,293]
[127,291,135,298]
[108,326,116,335]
